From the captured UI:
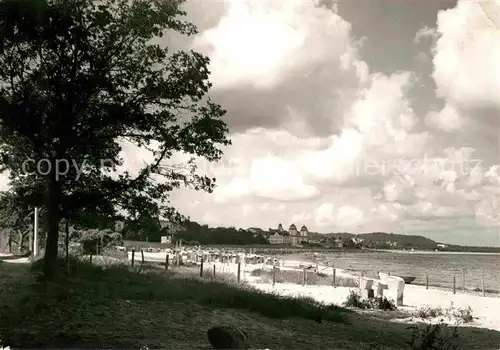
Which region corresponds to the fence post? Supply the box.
[90,252,93,263]
[453,274,456,294]
[200,259,204,278]
[481,276,485,297]
[426,274,429,290]
[176,251,180,268]
[302,267,306,286]
[461,269,465,291]
[332,268,336,287]
[131,249,135,267]
[138,249,145,273]
[213,265,216,280]
[165,254,169,270]
[237,262,241,284]
[272,266,276,286]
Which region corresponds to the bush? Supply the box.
[446,304,473,324]
[343,290,366,308]
[415,305,444,319]
[414,303,474,324]
[342,290,396,311]
[406,322,459,349]
[70,229,123,255]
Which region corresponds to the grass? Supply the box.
[250,268,359,287]
[406,322,459,350]
[1,258,500,349]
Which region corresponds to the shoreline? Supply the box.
[281,252,500,295]
[373,249,500,256]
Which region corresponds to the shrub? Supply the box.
[406,322,459,349]
[343,290,366,308]
[70,229,123,255]
[415,305,444,319]
[445,304,473,324]
[342,290,396,311]
[414,304,474,324]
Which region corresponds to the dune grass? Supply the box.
[1,258,500,349]
[250,268,360,287]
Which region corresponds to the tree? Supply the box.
[0,191,41,253]
[0,0,230,279]
[173,221,270,246]
[122,213,162,242]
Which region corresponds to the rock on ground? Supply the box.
[207,325,250,349]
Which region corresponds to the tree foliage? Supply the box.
[174,221,270,246]
[0,0,230,278]
[0,191,42,253]
[122,213,162,242]
[69,228,123,254]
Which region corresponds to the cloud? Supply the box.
[190,0,368,136]
[425,103,465,132]
[432,0,500,110]
[414,26,439,44]
[213,154,319,203]
[192,0,358,90]
[170,0,499,246]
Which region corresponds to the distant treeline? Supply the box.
[119,217,499,252]
[172,221,269,246]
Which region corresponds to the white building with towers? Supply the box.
[266,223,309,246]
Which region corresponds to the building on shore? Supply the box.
[266,223,308,246]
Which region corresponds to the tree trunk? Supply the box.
[43,172,62,280]
[18,230,25,253]
[8,230,12,253]
[65,218,69,275]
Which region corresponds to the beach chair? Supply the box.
[375,281,388,298]
[378,272,405,306]
[359,277,375,299]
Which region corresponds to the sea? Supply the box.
[297,250,500,294]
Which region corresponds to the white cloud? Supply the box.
[192,0,357,89]
[414,26,439,44]
[432,0,500,109]
[314,202,366,228]
[213,153,319,203]
[425,103,465,132]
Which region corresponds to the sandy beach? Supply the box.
[183,258,500,332]
[188,258,499,333]
[249,282,500,332]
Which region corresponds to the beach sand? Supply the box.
[246,270,500,332]
[194,259,500,333]
[192,258,498,332]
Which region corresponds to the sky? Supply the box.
[1,0,499,246]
